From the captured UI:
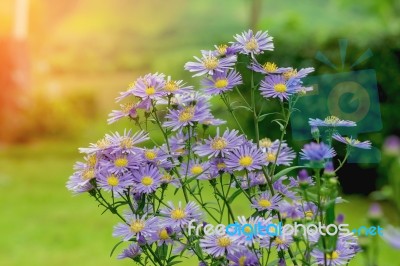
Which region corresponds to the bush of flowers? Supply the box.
[67,30,372,266]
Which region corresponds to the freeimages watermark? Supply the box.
[291,39,382,163]
[188,219,383,241]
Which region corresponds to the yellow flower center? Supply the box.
[114,157,128,167]
[120,137,134,149]
[203,56,219,70]
[305,211,313,219]
[83,169,95,180]
[324,115,340,125]
[211,137,228,150]
[245,37,258,51]
[191,165,203,175]
[162,173,172,182]
[145,86,156,95]
[217,236,231,247]
[145,150,157,160]
[214,79,229,89]
[283,69,298,79]
[217,44,228,55]
[274,83,287,93]
[96,138,111,149]
[178,107,195,122]
[107,175,119,187]
[165,81,179,92]
[141,176,154,186]
[266,152,276,163]
[239,156,253,167]
[274,237,286,245]
[259,138,273,148]
[327,251,339,260]
[159,228,170,240]
[170,208,186,220]
[263,62,278,73]
[87,155,97,167]
[238,256,247,266]
[130,220,145,233]
[243,225,252,233]
[258,199,272,208]
[121,102,135,114]
[217,162,226,170]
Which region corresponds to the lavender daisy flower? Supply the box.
[250,60,291,75]
[116,73,166,102]
[168,132,188,156]
[131,73,166,100]
[332,133,372,149]
[184,50,237,77]
[163,102,211,131]
[149,226,175,246]
[117,243,142,260]
[236,216,273,245]
[209,157,231,177]
[108,101,138,124]
[66,171,94,194]
[282,67,314,80]
[180,159,210,180]
[309,116,356,127]
[225,143,265,171]
[273,177,298,200]
[233,30,274,56]
[294,169,315,187]
[236,171,267,189]
[251,192,282,211]
[160,170,181,188]
[259,75,296,101]
[201,69,242,95]
[227,248,260,266]
[132,165,162,194]
[261,235,293,251]
[194,128,244,158]
[261,140,296,166]
[79,136,113,154]
[278,200,303,220]
[300,142,336,161]
[113,213,158,241]
[100,152,140,174]
[160,201,202,229]
[142,148,173,169]
[381,225,400,249]
[301,202,318,221]
[97,171,132,195]
[213,44,240,57]
[108,129,149,154]
[311,240,356,266]
[200,233,242,257]
[163,76,193,95]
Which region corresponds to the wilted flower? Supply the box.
[117,243,142,260]
[332,133,371,149]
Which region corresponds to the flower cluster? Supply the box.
[68,30,372,266]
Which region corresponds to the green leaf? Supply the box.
[227,189,243,204]
[109,240,124,257]
[273,166,311,182]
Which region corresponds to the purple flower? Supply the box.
[332,133,371,149]
[300,142,336,161]
[383,135,400,155]
[149,226,175,246]
[251,192,282,211]
[99,152,140,174]
[132,164,162,194]
[250,60,291,75]
[164,101,212,131]
[131,73,166,100]
[233,30,274,56]
[323,161,336,176]
[261,235,293,251]
[117,243,142,260]
[259,75,296,101]
[225,144,265,171]
[194,128,245,158]
[184,50,237,77]
[260,139,296,166]
[160,201,202,229]
[213,44,239,57]
[163,76,193,95]
[278,200,303,220]
[381,225,400,249]
[227,248,260,266]
[309,116,356,127]
[113,213,158,241]
[201,69,242,95]
[116,73,165,102]
[141,148,172,169]
[180,159,210,180]
[311,239,356,265]
[273,177,298,200]
[108,101,138,124]
[97,171,132,195]
[200,233,242,257]
[294,169,314,187]
[236,171,267,189]
[108,130,149,154]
